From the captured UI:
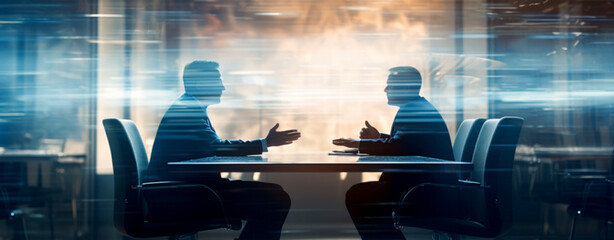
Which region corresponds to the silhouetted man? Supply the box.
[333,66,454,240]
[148,60,300,240]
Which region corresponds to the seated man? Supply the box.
[148,60,300,240]
[333,66,454,240]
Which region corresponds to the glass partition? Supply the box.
[95,0,490,174]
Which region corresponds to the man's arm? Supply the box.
[334,126,452,157]
[210,138,265,156]
[206,123,300,156]
[193,120,264,156]
[332,136,404,155]
[360,121,390,139]
[332,136,402,155]
[361,128,453,159]
[358,137,405,155]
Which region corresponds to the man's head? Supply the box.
[183,60,225,103]
[385,66,422,106]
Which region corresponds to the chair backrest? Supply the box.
[469,116,523,236]
[102,118,149,235]
[471,117,523,185]
[453,118,486,163]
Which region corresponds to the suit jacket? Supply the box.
[359,97,455,190]
[147,94,263,182]
[359,97,454,160]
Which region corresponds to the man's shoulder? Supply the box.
[159,94,208,125]
[166,94,205,112]
[400,97,437,111]
[405,96,430,104]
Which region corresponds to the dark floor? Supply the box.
[1,173,611,240]
[1,207,611,240]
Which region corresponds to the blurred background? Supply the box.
[1,0,614,239]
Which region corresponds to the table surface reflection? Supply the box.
[168,152,471,173]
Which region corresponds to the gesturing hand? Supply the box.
[332,138,359,148]
[359,121,380,139]
[265,123,301,147]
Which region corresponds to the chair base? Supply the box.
[432,231,461,240]
[169,232,197,240]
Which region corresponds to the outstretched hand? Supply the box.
[265,123,301,147]
[360,120,380,139]
[332,138,359,148]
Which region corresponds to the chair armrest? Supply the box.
[566,169,609,177]
[135,181,214,190]
[394,182,490,226]
[565,169,609,181]
[139,181,185,186]
[136,182,236,229]
[398,181,488,206]
[566,175,608,181]
[457,179,482,186]
[564,169,609,183]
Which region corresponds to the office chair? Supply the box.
[453,118,486,163]
[103,118,240,239]
[453,118,486,180]
[394,117,524,239]
[567,178,614,240]
[566,147,614,240]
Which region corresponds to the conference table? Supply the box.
[168,152,471,238]
[168,152,472,173]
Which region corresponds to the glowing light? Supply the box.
[228,71,276,75]
[85,14,124,18]
[254,12,297,16]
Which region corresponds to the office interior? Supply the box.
[0,0,613,239]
